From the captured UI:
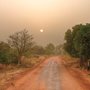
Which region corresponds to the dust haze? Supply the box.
[0,0,90,46]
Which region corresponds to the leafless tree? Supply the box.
[8,29,34,64]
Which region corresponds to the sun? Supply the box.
[40,29,44,32]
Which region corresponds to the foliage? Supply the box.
[31,45,45,55]
[74,24,90,59]
[64,29,73,55]
[0,42,11,64]
[64,23,90,68]
[45,43,55,55]
[55,44,62,55]
[8,29,34,64]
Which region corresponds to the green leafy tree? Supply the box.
[31,45,45,55]
[74,24,90,68]
[64,23,90,69]
[64,29,74,55]
[45,43,55,55]
[0,42,11,64]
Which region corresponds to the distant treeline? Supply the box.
[64,23,90,69]
[0,30,62,64]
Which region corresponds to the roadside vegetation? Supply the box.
[0,29,61,65]
[64,23,90,70]
[0,29,61,89]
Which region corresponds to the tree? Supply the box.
[45,43,55,55]
[64,29,74,55]
[8,30,34,64]
[55,44,62,55]
[64,23,90,69]
[74,24,90,68]
[0,41,11,64]
[71,24,83,57]
[31,45,45,55]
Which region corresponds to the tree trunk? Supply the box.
[17,55,22,65]
[80,56,85,69]
[80,56,83,69]
[87,60,90,71]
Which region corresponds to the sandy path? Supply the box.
[60,60,84,90]
[6,57,90,90]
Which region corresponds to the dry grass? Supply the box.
[61,55,80,68]
[0,56,46,90]
[0,65,25,90]
[20,56,46,67]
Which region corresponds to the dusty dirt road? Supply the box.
[6,57,90,90]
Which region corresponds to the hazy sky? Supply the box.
[0,0,90,46]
